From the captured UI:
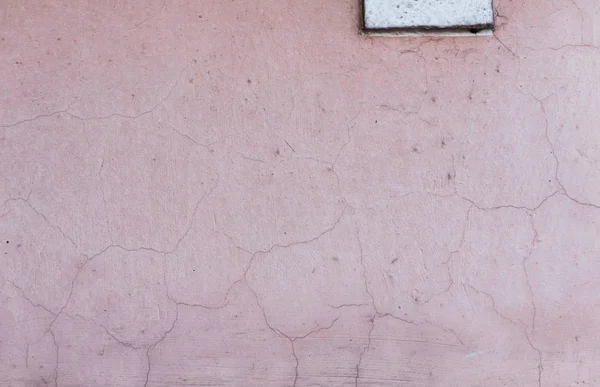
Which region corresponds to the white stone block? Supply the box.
[364,0,494,34]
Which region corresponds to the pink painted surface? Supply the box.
[1,1,599,386]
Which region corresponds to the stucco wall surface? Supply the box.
[1,1,600,386]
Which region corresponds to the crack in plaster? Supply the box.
[245,282,341,387]
[220,205,349,291]
[215,205,353,386]
[524,213,539,334]
[0,65,188,129]
[465,283,543,387]
[49,329,59,387]
[6,280,57,318]
[11,171,221,377]
[355,227,377,387]
[128,0,166,31]
[6,198,79,249]
[144,306,179,387]
[98,158,114,244]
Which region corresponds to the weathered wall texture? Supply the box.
[1,1,599,386]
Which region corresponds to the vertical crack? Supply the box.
[465,283,543,386]
[355,227,377,386]
[246,283,297,385]
[50,330,59,387]
[524,213,538,333]
[144,305,179,387]
[25,342,29,368]
[524,328,544,387]
[245,279,341,387]
[535,94,600,208]
[290,338,299,387]
[99,158,114,244]
[355,317,374,387]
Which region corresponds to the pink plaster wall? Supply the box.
[1,1,599,386]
